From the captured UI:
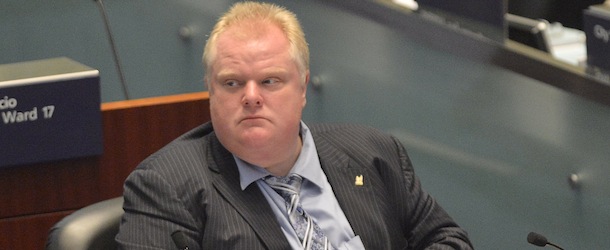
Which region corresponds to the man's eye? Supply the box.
[262,78,279,85]
[224,80,239,87]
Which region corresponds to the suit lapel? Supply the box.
[206,134,291,249]
[314,136,389,248]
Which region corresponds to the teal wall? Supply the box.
[3,1,609,249]
[1,0,219,101]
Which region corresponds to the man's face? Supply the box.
[207,22,308,173]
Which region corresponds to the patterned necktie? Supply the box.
[264,174,333,250]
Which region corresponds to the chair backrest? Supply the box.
[46,197,124,250]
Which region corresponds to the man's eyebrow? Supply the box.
[215,67,291,80]
[260,67,290,76]
[216,70,239,80]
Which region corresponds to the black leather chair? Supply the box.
[46,197,124,250]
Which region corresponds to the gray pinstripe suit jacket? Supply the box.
[116,122,473,250]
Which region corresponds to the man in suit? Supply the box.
[116,2,473,249]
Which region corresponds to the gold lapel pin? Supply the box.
[355,175,364,186]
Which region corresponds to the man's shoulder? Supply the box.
[308,122,389,139]
[136,122,215,171]
[308,122,376,132]
[308,122,396,150]
[308,123,403,169]
[160,122,214,153]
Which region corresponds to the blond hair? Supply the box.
[203,1,309,82]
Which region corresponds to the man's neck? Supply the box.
[266,134,303,177]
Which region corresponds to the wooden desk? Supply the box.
[0,92,210,249]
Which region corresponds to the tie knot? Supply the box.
[264,174,303,197]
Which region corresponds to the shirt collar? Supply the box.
[235,121,325,190]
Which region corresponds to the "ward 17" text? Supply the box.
[1,96,55,125]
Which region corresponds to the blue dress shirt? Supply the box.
[235,121,365,249]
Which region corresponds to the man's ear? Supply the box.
[205,76,213,95]
[302,70,310,107]
[303,70,310,91]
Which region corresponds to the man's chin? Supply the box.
[239,128,273,143]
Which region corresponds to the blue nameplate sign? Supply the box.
[584,4,610,71]
[0,58,103,168]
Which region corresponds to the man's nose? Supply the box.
[243,81,262,106]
